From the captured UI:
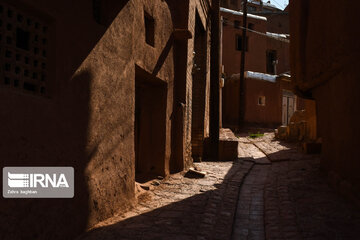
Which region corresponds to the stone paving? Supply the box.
[78,160,254,240]
[265,159,360,240]
[78,131,360,240]
[232,165,269,240]
[235,132,360,240]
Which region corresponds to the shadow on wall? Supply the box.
[0,70,92,240]
[0,1,131,239]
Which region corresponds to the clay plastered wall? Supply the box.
[222,78,240,128]
[0,0,173,239]
[223,78,295,128]
[244,79,281,125]
[265,13,289,34]
[266,37,290,74]
[221,11,267,76]
[278,79,306,111]
[184,0,211,164]
[83,0,174,226]
[290,1,360,189]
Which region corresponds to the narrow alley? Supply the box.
[78,132,360,240]
[1,1,360,239]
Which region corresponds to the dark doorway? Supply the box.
[191,13,207,161]
[266,50,277,74]
[135,66,167,183]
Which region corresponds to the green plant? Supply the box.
[248,132,264,138]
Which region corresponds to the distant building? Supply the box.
[245,0,283,13]
[221,0,282,13]
[0,0,213,239]
[220,6,299,128]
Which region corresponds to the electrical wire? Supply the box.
[222,19,290,43]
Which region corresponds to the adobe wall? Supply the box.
[179,0,211,163]
[224,76,306,128]
[278,78,306,111]
[221,5,291,129]
[244,78,281,126]
[166,1,190,172]
[0,0,174,239]
[266,37,290,74]
[290,1,360,198]
[221,10,267,76]
[260,13,289,34]
[222,77,240,128]
[220,0,241,10]
[223,77,282,128]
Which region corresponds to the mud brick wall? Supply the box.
[0,0,174,239]
[290,0,360,199]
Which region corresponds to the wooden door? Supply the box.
[282,91,296,125]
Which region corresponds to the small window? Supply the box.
[234,20,241,29]
[236,35,248,52]
[1,2,50,97]
[4,77,10,85]
[23,82,37,92]
[223,17,228,26]
[40,87,46,94]
[14,79,19,87]
[248,23,254,30]
[5,63,11,71]
[266,50,277,74]
[5,50,12,58]
[17,14,23,22]
[7,9,13,18]
[16,28,30,50]
[248,6,257,12]
[258,96,266,106]
[144,11,155,47]
[6,36,12,44]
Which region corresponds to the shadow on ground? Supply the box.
[77,160,250,240]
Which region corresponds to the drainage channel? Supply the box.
[231,163,270,240]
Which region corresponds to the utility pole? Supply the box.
[219,15,224,128]
[210,0,220,160]
[239,0,247,128]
